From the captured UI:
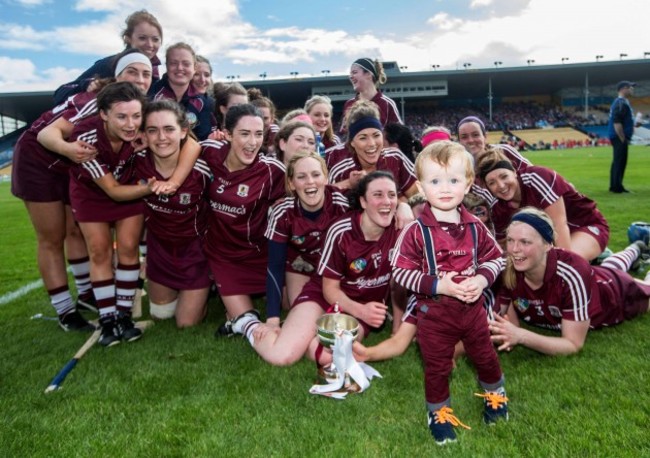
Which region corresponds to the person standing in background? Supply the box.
[608,81,636,194]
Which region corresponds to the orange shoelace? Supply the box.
[434,406,471,430]
[475,391,509,409]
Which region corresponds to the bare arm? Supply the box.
[544,197,571,251]
[322,276,387,329]
[613,123,626,142]
[37,117,97,163]
[94,173,154,202]
[489,305,590,356]
[353,322,416,361]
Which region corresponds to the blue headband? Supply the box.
[457,116,486,134]
[511,212,554,244]
[349,116,382,140]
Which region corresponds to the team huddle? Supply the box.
[10,10,650,446]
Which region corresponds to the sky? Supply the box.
[0,0,648,93]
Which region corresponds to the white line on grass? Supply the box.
[0,278,44,305]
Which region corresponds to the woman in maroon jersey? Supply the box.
[201,104,286,336]
[41,82,154,346]
[231,171,401,366]
[490,207,650,356]
[476,150,609,261]
[327,100,418,199]
[341,58,402,132]
[305,95,341,151]
[132,100,211,327]
[14,50,153,332]
[273,121,317,165]
[53,10,163,105]
[248,88,278,156]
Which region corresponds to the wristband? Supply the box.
[432,278,438,296]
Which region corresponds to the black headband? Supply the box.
[511,212,554,243]
[353,58,378,81]
[479,160,515,182]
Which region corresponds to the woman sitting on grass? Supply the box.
[490,207,650,356]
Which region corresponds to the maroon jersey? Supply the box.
[12,91,98,202]
[392,204,504,309]
[470,143,531,205]
[265,185,349,275]
[317,211,399,305]
[133,151,211,241]
[68,115,142,222]
[490,165,608,241]
[328,147,416,197]
[262,123,279,156]
[322,134,341,151]
[341,90,402,133]
[494,248,622,330]
[202,139,286,262]
[324,143,351,171]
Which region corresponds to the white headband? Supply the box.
[114,52,152,77]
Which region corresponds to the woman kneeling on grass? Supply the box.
[490,207,650,356]
[232,171,402,366]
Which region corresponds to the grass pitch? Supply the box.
[1,146,649,457]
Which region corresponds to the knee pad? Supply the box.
[149,298,178,320]
[628,222,650,244]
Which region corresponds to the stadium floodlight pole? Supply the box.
[400,66,408,71]
[463,62,471,70]
[619,53,627,60]
[562,57,569,64]
[321,70,330,76]
[259,72,267,79]
[290,71,299,78]
[494,61,502,68]
[526,59,535,66]
[644,52,650,59]
[431,64,440,71]
[595,55,603,62]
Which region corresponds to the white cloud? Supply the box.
[0,56,82,92]
[470,0,493,8]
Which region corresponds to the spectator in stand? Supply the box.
[608,81,637,193]
[341,58,402,134]
[53,10,163,105]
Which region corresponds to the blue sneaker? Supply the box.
[427,407,470,445]
[476,388,509,424]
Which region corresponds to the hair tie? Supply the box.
[348,116,382,140]
[478,159,515,182]
[511,212,554,243]
[115,52,152,77]
[421,130,451,146]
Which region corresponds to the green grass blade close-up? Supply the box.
[1,146,649,457]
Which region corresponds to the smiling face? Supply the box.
[484,168,520,202]
[225,115,264,171]
[116,62,152,93]
[506,221,550,275]
[307,102,332,135]
[289,156,328,212]
[166,48,195,87]
[349,64,374,92]
[458,121,487,157]
[192,61,212,94]
[100,100,143,144]
[417,155,471,218]
[144,110,187,160]
[351,127,383,168]
[124,21,161,59]
[360,176,398,229]
[279,126,316,165]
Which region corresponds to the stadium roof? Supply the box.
[1,59,649,126]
